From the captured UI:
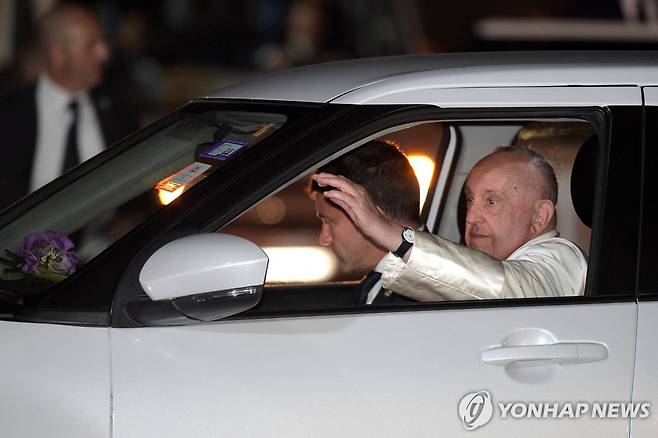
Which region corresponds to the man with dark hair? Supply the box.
[313,145,587,300]
[309,140,421,304]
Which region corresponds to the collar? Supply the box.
[38,74,89,109]
[507,229,559,259]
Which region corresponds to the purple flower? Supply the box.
[17,232,79,279]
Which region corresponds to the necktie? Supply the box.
[359,271,382,304]
[62,100,79,173]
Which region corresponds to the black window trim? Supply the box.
[219,105,642,323]
[113,104,643,326]
[637,96,658,297]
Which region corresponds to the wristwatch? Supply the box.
[392,227,415,258]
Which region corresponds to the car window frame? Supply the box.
[638,101,658,296]
[217,105,642,322]
[114,104,639,327]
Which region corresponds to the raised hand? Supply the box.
[312,172,404,252]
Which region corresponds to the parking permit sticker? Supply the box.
[199,140,248,162]
[156,162,211,192]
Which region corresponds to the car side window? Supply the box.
[219,117,601,312]
[221,121,447,285]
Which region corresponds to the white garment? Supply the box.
[365,257,386,305]
[382,230,587,301]
[31,74,105,191]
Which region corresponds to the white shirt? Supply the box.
[31,74,105,191]
[365,257,387,305]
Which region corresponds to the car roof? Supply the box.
[207,51,658,103]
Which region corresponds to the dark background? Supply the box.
[1,0,656,125]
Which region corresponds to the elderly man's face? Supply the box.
[315,195,384,274]
[463,154,543,260]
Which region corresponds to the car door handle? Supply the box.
[480,342,608,366]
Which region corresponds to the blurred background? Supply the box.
[2,0,658,126]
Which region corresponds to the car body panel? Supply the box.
[333,85,640,106]
[111,303,636,437]
[630,86,658,438]
[0,321,109,438]
[209,52,658,103]
[630,301,658,438]
[641,85,658,102]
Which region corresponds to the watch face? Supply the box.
[402,228,415,243]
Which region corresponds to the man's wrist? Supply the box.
[378,223,405,252]
[393,227,415,258]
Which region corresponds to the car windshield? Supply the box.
[0,105,287,303]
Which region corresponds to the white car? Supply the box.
[0,52,656,437]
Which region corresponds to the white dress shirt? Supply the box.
[365,257,387,305]
[31,74,105,191]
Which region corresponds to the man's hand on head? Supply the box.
[312,172,405,254]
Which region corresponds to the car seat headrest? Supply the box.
[570,135,598,228]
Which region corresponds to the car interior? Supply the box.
[222,117,598,315]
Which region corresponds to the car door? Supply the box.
[629,86,658,438]
[108,86,643,437]
[0,322,110,438]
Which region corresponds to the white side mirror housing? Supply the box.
[139,233,268,301]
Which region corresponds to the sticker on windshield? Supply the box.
[198,140,248,163]
[156,162,211,193]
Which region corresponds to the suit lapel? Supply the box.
[359,271,382,304]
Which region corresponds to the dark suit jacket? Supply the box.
[0,83,139,210]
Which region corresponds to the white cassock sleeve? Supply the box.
[382,231,587,301]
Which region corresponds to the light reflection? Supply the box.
[256,196,287,224]
[407,154,436,209]
[158,186,185,205]
[262,246,337,283]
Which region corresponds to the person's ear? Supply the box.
[531,200,555,234]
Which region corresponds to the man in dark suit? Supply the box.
[309,140,421,305]
[0,3,138,211]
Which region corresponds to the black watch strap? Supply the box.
[393,228,414,258]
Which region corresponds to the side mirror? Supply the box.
[134,233,268,323]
